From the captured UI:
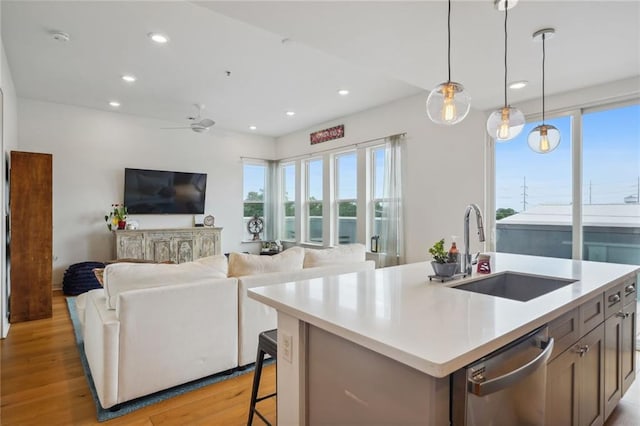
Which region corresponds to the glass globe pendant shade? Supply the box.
[527,124,560,153]
[486,106,525,141]
[426,81,471,126]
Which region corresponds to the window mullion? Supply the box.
[571,110,583,260]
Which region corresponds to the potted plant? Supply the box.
[428,238,458,277]
[105,203,128,231]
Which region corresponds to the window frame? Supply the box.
[279,161,297,242]
[334,150,358,245]
[489,98,640,261]
[304,157,324,245]
[242,160,267,241]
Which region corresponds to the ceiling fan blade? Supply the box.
[199,118,215,128]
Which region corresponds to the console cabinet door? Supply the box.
[117,233,144,259]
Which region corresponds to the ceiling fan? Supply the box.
[163,104,215,133]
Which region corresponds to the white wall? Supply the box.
[17,99,276,288]
[276,92,488,264]
[1,38,19,338]
[515,76,640,117]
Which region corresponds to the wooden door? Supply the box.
[9,151,52,322]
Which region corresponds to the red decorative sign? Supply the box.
[310,125,344,145]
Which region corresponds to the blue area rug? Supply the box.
[66,297,259,422]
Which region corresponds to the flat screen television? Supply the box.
[124,168,207,214]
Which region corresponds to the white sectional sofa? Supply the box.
[80,244,374,409]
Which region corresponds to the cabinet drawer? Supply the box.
[622,279,637,307]
[605,284,624,318]
[580,293,604,336]
[548,307,580,361]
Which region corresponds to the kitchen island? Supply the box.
[248,253,638,425]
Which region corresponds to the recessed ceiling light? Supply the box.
[148,33,169,44]
[109,101,120,108]
[509,80,528,90]
[50,31,70,42]
[249,125,257,130]
[494,0,518,11]
[338,89,350,96]
[285,111,295,116]
[121,75,136,83]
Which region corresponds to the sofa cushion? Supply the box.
[228,246,304,277]
[103,255,228,309]
[303,243,366,268]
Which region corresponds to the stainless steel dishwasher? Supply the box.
[452,325,554,426]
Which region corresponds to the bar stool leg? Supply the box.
[247,348,265,426]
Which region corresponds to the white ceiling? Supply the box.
[2,1,639,137]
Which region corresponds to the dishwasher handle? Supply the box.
[468,337,554,397]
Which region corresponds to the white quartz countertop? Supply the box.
[248,253,639,377]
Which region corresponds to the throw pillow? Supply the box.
[228,246,304,277]
[103,254,229,309]
[303,243,366,268]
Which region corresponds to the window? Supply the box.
[243,162,266,241]
[495,116,572,258]
[281,162,296,241]
[582,103,640,265]
[494,101,640,267]
[335,152,357,244]
[306,158,323,243]
[371,146,386,239]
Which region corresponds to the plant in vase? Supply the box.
[428,238,458,277]
[105,203,128,231]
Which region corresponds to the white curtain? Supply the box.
[265,160,278,241]
[379,134,405,267]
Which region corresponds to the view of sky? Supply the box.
[496,104,640,211]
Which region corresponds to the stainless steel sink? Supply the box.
[452,272,576,302]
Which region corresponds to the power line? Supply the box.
[521,176,528,212]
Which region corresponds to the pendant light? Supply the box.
[426,0,470,126]
[486,0,525,141]
[528,28,560,153]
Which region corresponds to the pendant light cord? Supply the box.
[503,0,509,107]
[447,0,451,82]
[542,33,546,123]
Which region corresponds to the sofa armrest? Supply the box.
[84,289,120,409]
[237,261,375,366]
[114,278,239,404]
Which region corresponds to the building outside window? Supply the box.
[495,115,573,259]
[305,158,323,243]
[335,151,357,244]
[243,162,266,241]
[582,103,640,265]
[495,102,639,267]
[281,162,296,241]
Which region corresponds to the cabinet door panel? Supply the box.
[579,324,604,426]
[580,294,604,336]
[603,316,622,420]
[621,302,636,395]
[175,239,194,263]
[546,347,580,426]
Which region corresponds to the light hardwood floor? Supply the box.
[1,293,275,425]
[1,293,638,425]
